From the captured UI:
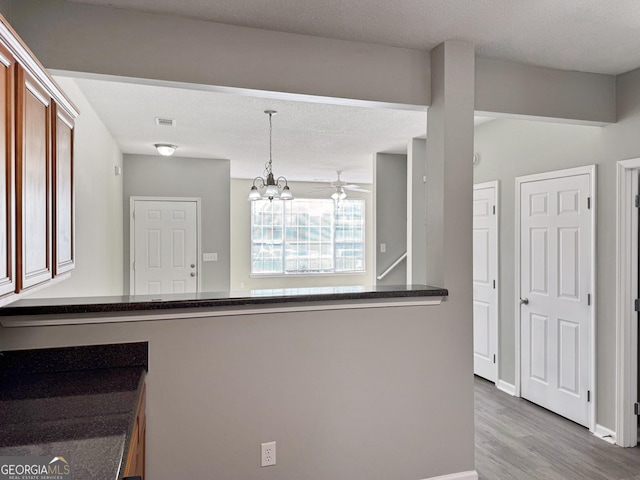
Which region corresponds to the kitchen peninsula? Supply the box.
[0,284,447,326]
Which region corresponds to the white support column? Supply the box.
[425,41,475,288]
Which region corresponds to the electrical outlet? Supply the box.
[261,441,276,467]
[380,243,387,253]
[203,252,218,262]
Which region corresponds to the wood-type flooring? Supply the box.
[475,376,640,479]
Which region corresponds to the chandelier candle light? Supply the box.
[248,110,293,202]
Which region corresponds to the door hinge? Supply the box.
[635,298,640,312]
[635,403,640,415]
[587,197,591,209]
[492,205,496,215]
[132,261,136,271]
[587,390,591,402]
[635,195,640,208]
[587,293,591,306]
[493,279,496,289]
[133,210,136,219]
[493,354,496,364]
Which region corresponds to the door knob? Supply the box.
[190,272,196,277]
[520,297,529,305]
[191,264,196,268]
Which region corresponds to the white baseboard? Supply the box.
[421,471,478,480]
[496,379,516,396]
[593,424,616,444]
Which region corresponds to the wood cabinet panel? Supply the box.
[16,66,52,291]
[0,41,14,297]
[124,384,146,479]
[52,103,74,276]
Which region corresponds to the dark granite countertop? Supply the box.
[0,284,447,317]
[0,343,148,480]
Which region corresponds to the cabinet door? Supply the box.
[16,66,52,291]
[0,42,15,297]
[52,103,74,276]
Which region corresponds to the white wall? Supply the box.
[0,303,469,480]
[9,0,430,107]
[375,153,407,285]
[124,154,231,294]
[473,99,640,431]
[476,57,616,125]
[8,1,619,125]
[0,4,478,476]
[230,179,374,290]
[32,77,124,298]
[474,119,603,380]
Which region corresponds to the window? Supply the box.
[251,198,365,275]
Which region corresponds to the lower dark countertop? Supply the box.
[0,343,148,480]
[0,367,145,480]
[0,284,448,317]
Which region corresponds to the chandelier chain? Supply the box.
[263,111,273,178]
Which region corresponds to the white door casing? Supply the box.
[615,158,640,447]
[516,165,596,431]
[473,181,499,383]
[130,197,200,295]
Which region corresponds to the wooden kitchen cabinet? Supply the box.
[15,65,52,291]
[0,41,15,297]
[52,102,74,276]
[124,384,146,479]
[0,14,78,299]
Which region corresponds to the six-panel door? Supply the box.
[520,173,591,427]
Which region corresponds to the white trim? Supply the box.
[474,180,500,384]
[496,379,516,396]
[0,297,444,327]
[420,471,478,480]
[593,424,617,445]
[615,157,640,447]
[514,165,597,432]
[129,196,202,295]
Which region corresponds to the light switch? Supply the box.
[203,252,218,262]
[380,243,386,253]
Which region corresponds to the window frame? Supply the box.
[250,197,366,277]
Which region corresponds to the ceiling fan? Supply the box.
[314,170,371,200]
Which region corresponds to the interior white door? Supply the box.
[520,173,591,427]
[473,183,498,382]
[132,199,198,295]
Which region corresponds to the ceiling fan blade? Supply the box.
[344,186,371,193]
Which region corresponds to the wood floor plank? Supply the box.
[475,376,640,480]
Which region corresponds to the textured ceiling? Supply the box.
[70,76,428,183]
[65,0,640,75]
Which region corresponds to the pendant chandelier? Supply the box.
[247,110,293,202]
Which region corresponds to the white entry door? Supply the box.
[473,182,499,382]
[131,198,199,295]
[518,169,593,427]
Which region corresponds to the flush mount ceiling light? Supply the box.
[248,110,293,202]
[155,143,177,156]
